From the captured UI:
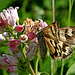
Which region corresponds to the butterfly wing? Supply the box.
[44,36,73,60]
[59,26,75,45]
[42,21,73,60]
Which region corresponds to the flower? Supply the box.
[23,18,39,34]
[31,37,38,43]
[15,25,24,32]
[27,32,36,40]
[2,54,18,65]
[27,42,38,61]
[0,54,18,71]
[19,34,28,43]
[0,64,7,69]
[12,50,23,59]
[7,38,20,51]
[0,7,19,27]
[39,19,48,28]
[7,66,17,72]
[0,19,7,28]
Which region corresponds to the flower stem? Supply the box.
[28,62,35,75]
[61,60,64,75]
[3,69,8,75]
[68,0,74,26]
[51,58,57,75]
[52,0,55,22]
[34,57,40,75]
[51,0,57,75]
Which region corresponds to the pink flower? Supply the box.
[0,64,7,69]
[7,38,20,51]
[0,54,18,72]
[2,54,18,65]
[0,20,7,28]
[27,42,38,61]
[27,32,36,40]
[15,25,24,32]
[0,56,9,66]
[31,37,38,43]
[12,50,23,59]
[7,66,17,72]
[39,19,48,28]
[0,7,19,27]
[0,54,18,69]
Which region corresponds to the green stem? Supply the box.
[21,0,28,19]
[61,60,64,75]
[21,49,26,60]
[51,0,57,75]
[20,44,26,61]
[40,71,49,75]
[68,0,74,26]
[2,69,8,75]
[51,58,57,75]
[34,57,40,75]
[28,62,35,75]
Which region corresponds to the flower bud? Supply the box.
[15,25,24,32]
[27,32,35,40]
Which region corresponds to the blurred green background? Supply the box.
[0,0,75,75]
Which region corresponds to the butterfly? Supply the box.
[37,21,75,60]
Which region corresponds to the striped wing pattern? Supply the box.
[37,21,73,60]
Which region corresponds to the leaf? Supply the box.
[39,49,51,74]
[66,63,75,75]
[18,70,30,75]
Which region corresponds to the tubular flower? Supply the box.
[27,42,39,61]
[7,38,20,51]
[7,66,17,72]
[0,7,19,27]
[0,54,18,72]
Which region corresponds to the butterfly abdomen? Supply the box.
[37,31,47,60]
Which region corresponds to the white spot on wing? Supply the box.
[67,28,73,36]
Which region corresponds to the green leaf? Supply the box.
[18,70,30,75]
[66,63,75,75]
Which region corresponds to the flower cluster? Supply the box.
[0,6,48,75]
[0,54,18,72]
